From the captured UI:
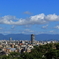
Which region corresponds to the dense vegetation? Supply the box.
[0,43,59,59]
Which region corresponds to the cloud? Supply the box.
[11,25,16,29]
[49,30,58,34]
[0,13,59,25]
[37,30,56,34]
[54,25,59,29]
[24,29,34,32]
[24,25,31,28]
[21,29,34,34]
[45,14,59,21]
[0,31,11,34]
[49,30,54,33]
[42,25,48,29]
[23,11,32,15]
[0,15,17,25]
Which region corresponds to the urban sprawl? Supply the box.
[0,34,58,56]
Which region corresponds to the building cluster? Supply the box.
[0,34,58,56]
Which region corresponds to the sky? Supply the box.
[0,0,59,34]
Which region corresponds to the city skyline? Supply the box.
[0,0,59,34]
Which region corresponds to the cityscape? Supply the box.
[0,34,58,56]
[0,0,59,59]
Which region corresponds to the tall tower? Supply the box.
[9,37,12,42]
[31,34,35,44]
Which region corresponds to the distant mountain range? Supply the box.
[0,34,59,41]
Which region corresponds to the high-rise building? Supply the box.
[31,34,35,44]
[9,37,12,42]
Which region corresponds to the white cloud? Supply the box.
[50,30,54,33]
[20,29,34,34]
[49,30,58,34]
[11,25,15,29]
[54,25,59,29]
[45,14,59,21]
[0,13,59,25]
[42,25,48,29]
[24,29,34,32]
[24,25,31,28]
[0,31,11,34]
[0,15,17,25]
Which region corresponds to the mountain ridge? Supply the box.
[0,34,59,41]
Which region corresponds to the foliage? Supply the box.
[0,43,59,59]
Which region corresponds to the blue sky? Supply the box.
[0,0,59,34]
